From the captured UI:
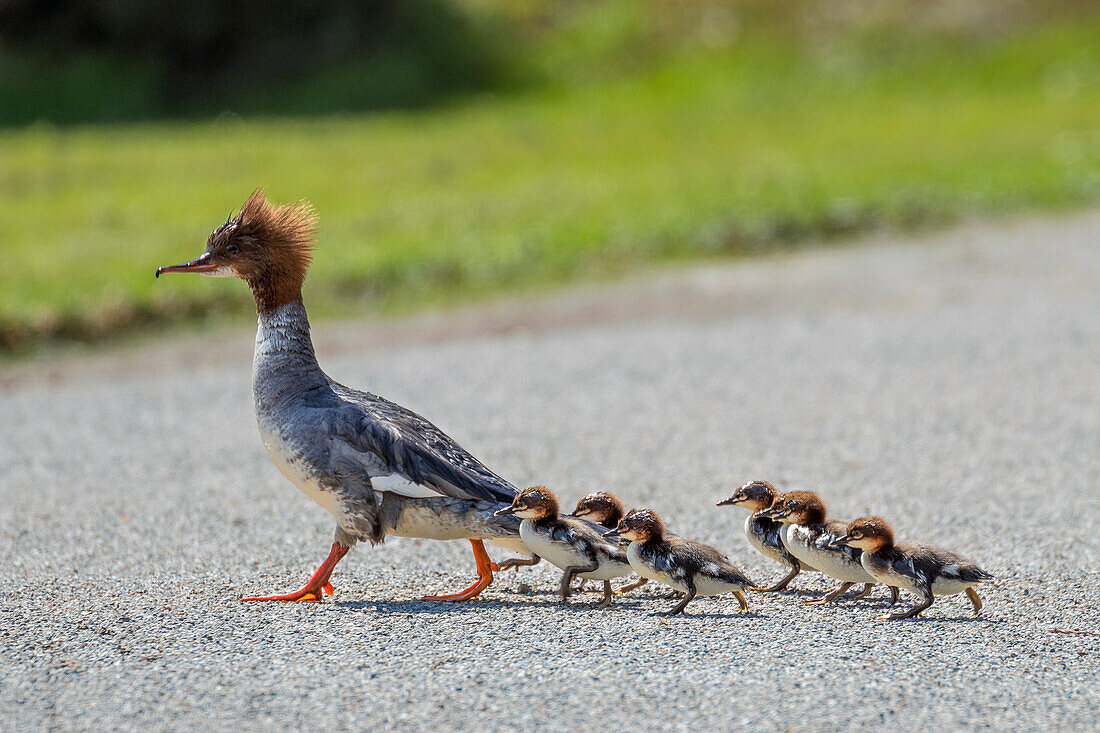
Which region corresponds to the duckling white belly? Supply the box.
[580,561,633,581]
[782,524,874,584]
[862,557,972,598]
[692,571,746,597]
[931,577,973,596]
[519,522,597,572]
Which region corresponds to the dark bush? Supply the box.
[0,0,514,124]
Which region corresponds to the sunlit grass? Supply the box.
[1,17,1098,350]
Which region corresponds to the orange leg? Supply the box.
[422,539,499,602]
[241,542,351,603]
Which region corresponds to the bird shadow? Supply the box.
[649,609,764,620]
[334,594,655,614]
[336,597,558,614]
[879,613,1005,625]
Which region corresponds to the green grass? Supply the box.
[1,9,1099,351]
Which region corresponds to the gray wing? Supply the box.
[561,517,628,562]
[815,519,864,565]
[672,537,755,588]
[645,544,679,575]
[902,543,993,584]
[327,382,517,504]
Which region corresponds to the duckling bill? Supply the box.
[606,509,754,615]
[831,517,992,620]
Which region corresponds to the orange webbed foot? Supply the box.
[240,542,349,604]
[241,586,325,603]
[422,539,496,603]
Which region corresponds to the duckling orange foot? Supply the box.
[241,542,350,603]
[422,539,498,602]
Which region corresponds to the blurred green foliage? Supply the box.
[0,0,513,124]
[1,0,1099,352]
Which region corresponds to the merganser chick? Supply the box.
[831,517,992,620]
[606,509,754,615]
[495,486,633,608]
[758,491,898,606]
[569,491,648,595]
[717,480,813,592]
[569,491,625,529]
[155,190,534,603]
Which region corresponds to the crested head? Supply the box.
[156,188,317,313]
[571,491,626,526]
[842,516,894,552]
[718,479,777,512]
[773,490,827,525]
[614,508,665,543]
[508,485,560,521]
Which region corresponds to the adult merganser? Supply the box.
[716,480,812,592]
[831,516,992,620]
[606,508,754,615]
[757,491,899,606]
[156,189,533,603]
[495,486,633,608]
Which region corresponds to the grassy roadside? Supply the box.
[1,7,1098,353]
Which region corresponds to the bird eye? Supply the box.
[227,244,239,255]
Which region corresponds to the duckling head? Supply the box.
[606,508,665,543]
[717,480,777,512]
[495,485,559,521]
[570,491,625,525]
[762,491,826,525]
[831,516,894,552]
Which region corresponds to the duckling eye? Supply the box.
[227,244,239,255]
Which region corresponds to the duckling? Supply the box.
[569,491,626,529]
[606,509,754,615]
[758,491,898,606]
[495,486,632,608]
[831,516,992,620]
[717,480,813,592]
[569,491,648,595]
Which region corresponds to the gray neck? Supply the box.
[253,303,330,402]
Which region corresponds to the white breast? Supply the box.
[260,426,345,521]
[782,524,875,583]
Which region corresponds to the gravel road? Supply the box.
[2,212,1098,731]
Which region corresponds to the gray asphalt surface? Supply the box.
[2,212,1098,731]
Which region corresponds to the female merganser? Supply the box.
[495,486,633,608]
[716,480,812,592]
[757,491,898,606]
[605,509,754,615]
[831,516,992,620]
[569,491,647,595]
[156,190,533,603]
